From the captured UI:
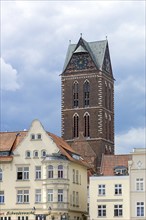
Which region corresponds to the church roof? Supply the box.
[62,37,108,72]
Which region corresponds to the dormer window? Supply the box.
[114,166,128,176]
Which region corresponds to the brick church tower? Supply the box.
[61,36,114,170]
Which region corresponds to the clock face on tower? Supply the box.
[73,56,88,70]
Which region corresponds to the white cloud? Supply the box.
[115,127,145,154]
[115,75,145,96]
[1,0,145,143]
[1,57,20,91]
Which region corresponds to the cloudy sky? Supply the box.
[1,0,145,154]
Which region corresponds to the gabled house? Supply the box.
[0,119,90,220]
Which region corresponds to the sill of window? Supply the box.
[114,194,122,196]
[16,180,30,181]
[33,157,39,159]
[25,157,31,159]
[35,179,42,181]
[30,139,42,141]
[16,203,30,204]
[98,195,106,197]
[0,203,5,205]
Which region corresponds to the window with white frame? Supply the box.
[58,165,63,178]
[115,184,122,195]
[26,151,31,158]
[136,178,144,191]
[37,134,42,139]
[31,134,35,140]
[75,170,79,184]
[0,217,11,220]
[137,202,144,216]
[73,191,75,206]
[35,189,41,203]
[17,190,29,203]
[18,216,28,220]
[0,191,4,204]
[31,133,42,140]
[41,150,46,158]
[48,165,53,178]
[0,168,2,181]
[35,166,41,180]
[34,150,38,158]
[76,192,79,207]
[98,184,105,195]
[73,169,75,183]
[17,167,29,180]
[58,189,63,202]
[114,204,123,216]
[48,189,53,202]
[98,205,106,217]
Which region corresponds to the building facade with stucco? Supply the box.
[0,120,89,220]
[129,148,146,219]
[89,149,146,220]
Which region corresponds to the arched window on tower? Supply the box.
[73,81,79,108]
[73,113,79,138]
[84,112,90,137]
[84,80,90,107]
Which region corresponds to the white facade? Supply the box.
[129,148,146,219]
[89,175,130,220]
[0,120,88,220]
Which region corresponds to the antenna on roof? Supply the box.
[106,35,108,40]
[80,33,82,38]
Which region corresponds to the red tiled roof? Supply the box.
[0,131,27,152]
[100,154,132,176]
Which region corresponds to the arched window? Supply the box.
[41,150,46,158]
[26,151,31,158]
[0,168,2,181]
[48,165,53,178]
[73,113,79,138]
[84,80,90,107]
[84,112,90,137]
[73,81,79,108]
[58,165,63,178]
[33,150,38,158]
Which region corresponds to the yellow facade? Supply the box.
[0,120,88,220]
